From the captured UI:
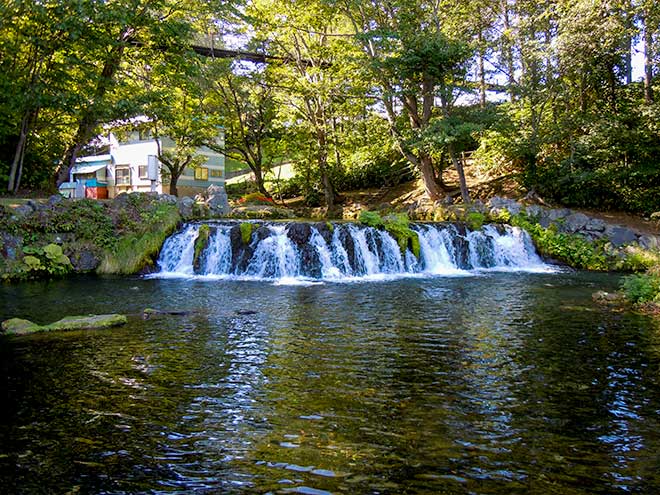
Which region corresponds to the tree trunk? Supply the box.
[478,32,486,108]
[8,112,31,192]
[501,0,516,102]
[644,10,654,104]
[315,125,336,209]
[169,175,179,196]
[419,154,444,201]
[448,144,470,204]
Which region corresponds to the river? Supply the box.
[1,271,660,494]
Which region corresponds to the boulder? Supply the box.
[178,196,195,218]
[48,194,64,206]
[1,314,127,335]
[67,247,100,272]
[605,226,638,247]
[13,203,34,218]
[287,223,312,246]
[585,218,607,233]
[0,232,22,261]
[560,212,590,233]
[158,194,178,204]
[638,234,660,250]
[487,196,522,215]
[206,185,231,215]
[525,204,544,220]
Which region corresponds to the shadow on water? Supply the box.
[1,273,660,494]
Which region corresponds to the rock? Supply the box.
[525,204,544,219]
[206,185,231,216]
[142,308,191,320]
[585,218,607,232]
[638,234,660,250]
[13,203,34,218]
[158,194,178,204]
[560,212,590,233]
[605,226,638,247]
[650,211,660,220]
[48,194,64,206]
[67,247,100,272]
[487,196,522,215]
[1,314,127,335]
[287,223,312,246]
[592,291,625,305]
[178,196,195,218]
[537,208,572,228]
[1,318,42,335]
[26,199,44,212]
[314,222,334,245]
[0,232,22,261]
[113,192,131,207]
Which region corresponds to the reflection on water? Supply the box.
[1,273,660,494]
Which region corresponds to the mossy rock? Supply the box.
[240,222,255,245]
[193,224,211,270]
[1,314,127,335]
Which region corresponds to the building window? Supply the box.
[194,167,208,180]
[116,167,131,185]
[210,168,223,178]
[138,165,148,179]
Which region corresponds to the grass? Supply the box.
[97,203,180,274]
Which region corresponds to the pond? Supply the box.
[1,272,660,494]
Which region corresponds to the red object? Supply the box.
[85,186,108,199]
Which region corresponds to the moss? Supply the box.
[466,211,486,230]
[240,222,255,245]
[358,210,385,229]
[2,314,127,335]
[326,221,334,233]
[98,203,180,275]
[193,224,211,270]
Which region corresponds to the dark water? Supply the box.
[1,273,660,494]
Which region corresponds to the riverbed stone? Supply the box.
[48,194,64,206]
[585,217,607,232]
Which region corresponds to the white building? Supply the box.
[65,129,225,198]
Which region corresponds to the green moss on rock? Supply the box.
[2,314,127,335]
[193,224,211,270]
[240,222,255,245]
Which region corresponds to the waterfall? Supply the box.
[152,221,554,282]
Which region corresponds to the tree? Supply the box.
[206,61,279,198]
[343,0,473,202]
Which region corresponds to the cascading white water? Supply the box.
[151,221,555,282]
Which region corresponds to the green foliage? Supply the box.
[193,224,210,269]
[622,273,660,304]
[359,211,420,258]
[358,210,385,229]
[511,215,609,270]
[240,222,255,245]
[98,202,180,275]
[19,243,72,279]
[466,212,485,230]
[238,192,274,205]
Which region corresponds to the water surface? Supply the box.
[1,273,660,494]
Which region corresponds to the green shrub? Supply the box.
[19,243,72,279]
[622,273,660,304]
[358,210,385,229]
[511,214,609,270]
[466,211,485,230]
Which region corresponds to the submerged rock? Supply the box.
[1,314,127,335]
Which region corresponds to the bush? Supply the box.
[622,273,660,304]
